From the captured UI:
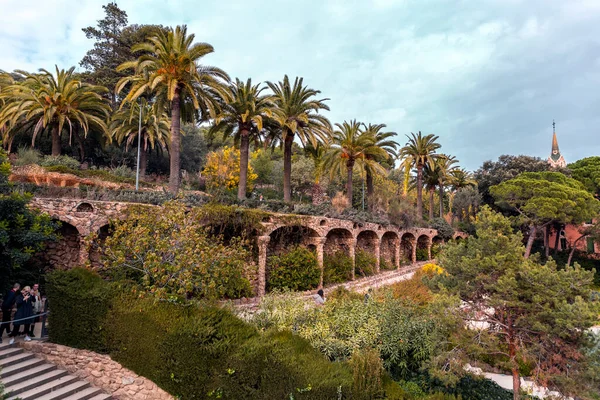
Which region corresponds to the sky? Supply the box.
[1,0,599,171]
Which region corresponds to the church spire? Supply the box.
[552,120,559,152]
[548,120,566,168]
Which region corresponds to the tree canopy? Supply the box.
[568,156,600,198]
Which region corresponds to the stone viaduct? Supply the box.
[30,197,467,296]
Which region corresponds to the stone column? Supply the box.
[347,238,357,280]
[427,237,433,261]
[411,239,417,264]
[257,236,270,297]
[316,237,326,288]
[374,239,381,274]
[394,238,401,270]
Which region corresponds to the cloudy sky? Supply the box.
[1,0,599,171]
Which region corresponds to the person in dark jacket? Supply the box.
[1,283,20,343]
[8,286,35,344]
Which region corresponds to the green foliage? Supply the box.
[0,149,58,293]
[432,206,600,396]
[267,246,320,292]
[101,201,254,299]
[14,147,41,166]
[323,251,353,284]
[45,268,113,352]
[350,348,385,399]
[568,156,600,197]
[355,249,376,277]
[430,218,454,241]
[416,248,429,262]
[416,374,513,400]
[40,155,81,169]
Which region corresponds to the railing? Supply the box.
[1,299,49,341]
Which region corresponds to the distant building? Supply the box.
[547,121,567,168]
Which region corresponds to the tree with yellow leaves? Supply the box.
[203,146,257,194]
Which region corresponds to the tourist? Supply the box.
[0,283,20,343]
[8,286,36,344]
[29,283,43,337]
[313,289,326,305]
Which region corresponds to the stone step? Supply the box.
[1,362,58,387]
[6,374,80,400]
[0,346,23,360]
[33,380,92,400]
[0,357,45,378]
[61,387,108,400]
[86,394,113,400]
[0,351,35,368]
[5,368,69,396]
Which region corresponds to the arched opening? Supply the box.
[43,220,81,269]
[267,225,321,256]
[431,236,443,259]
[75,202,94,213]
[323,228,354,284]
[89,224,112,268]
[380,231,399,270]
[400,233,415,265]
[356,230,379,277]
[320,219,327,226]
[416,235,431,261]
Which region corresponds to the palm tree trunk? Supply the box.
[169,88,182,194]
[524,225,537,259]
[347,159,354,206]
[416,164,424,220]
[438,183,444,218]
[366,168,374,209]
[139,147,147,180]
[238,128,250,200]
[51,124,61,156]
[283,131,294,202]
[75,127,85,162]
[428,188,434,221]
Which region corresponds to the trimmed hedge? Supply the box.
[323,251,353,285]
[355,249,376,277]
[267,247,320,292]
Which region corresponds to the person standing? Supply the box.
[0,283,20,343]
[313,289,326,305]
[29,283,42,337]
[8,286,36,345]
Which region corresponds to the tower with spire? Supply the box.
[547,120,566,168]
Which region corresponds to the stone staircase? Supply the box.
[0,343,111,400]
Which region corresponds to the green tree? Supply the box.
[490,171,599,258]
[210,78,273,200]
[0,149,58,294]
[399,131,441,221]
[323,120,387,206]
[361,123,397,208]
[304,141,329,204]
[433,207,600,399]
[0,67,111,156]
[267,75,331,202]
[435,155,459,218]
[109,98,170,179]
[568,156,600,197]
[117,25,230,194]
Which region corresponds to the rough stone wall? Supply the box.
[42,223,81,269]
[20,341,174,400]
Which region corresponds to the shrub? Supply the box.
[430,218,454,241]
[350,349,385,399]
[40,155,80,169]
[109,165,135,179]
[267,246,320,291]
[14,147,41,166]
[355,249,376,277]
[332,191,349,212]
[390,270,434,306]
[323,251,353,285]
[380,258,395,271]
[45,268,113,352]
[416,247,429,261]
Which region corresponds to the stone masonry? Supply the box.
[20,341,173,400]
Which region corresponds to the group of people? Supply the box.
[0,283,44,344]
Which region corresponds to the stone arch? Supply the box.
[75,202,94,213]
[356,230,380,274]
[400,232,415,264]
[416,235,431,261]
[267,225,321,256]
[44,220,82,269]
[323,228,355,283]
[380,231,399,269]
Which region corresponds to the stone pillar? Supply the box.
[427,237,433,261]
[374,239,381,274]
[411,240,417,264]
[78,236,89,266]
[257,236,270,297]
[394,238,401,270]
[348,239,357,280]
[316,237,326,288]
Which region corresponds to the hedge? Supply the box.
[267,247,320,292]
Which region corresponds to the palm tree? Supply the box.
[423,162,440,221]
[210,78,273,200]
[449,168,476,190]
[304,140,330,205]
[398,131,441,221]
[323,120,387,205]
[361,123,397,209]
[116,25,230,194]
[109,98,170,179]
[0,67,110,156]
[435,154,459,218]
[267,76,331,202]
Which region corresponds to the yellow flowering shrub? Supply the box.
[203,146,258,192]
[422,263,445,276]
